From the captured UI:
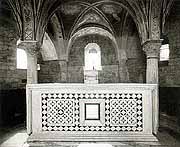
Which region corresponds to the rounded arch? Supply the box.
[85,43,101,52]
[67,27,119,61]
[69,7,114,38]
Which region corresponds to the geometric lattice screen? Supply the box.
[42,93,143,132]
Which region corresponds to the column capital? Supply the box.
[143,39,162,58]
[17,40,41,56]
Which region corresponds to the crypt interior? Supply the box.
[0,0,180,146]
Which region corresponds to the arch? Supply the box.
[7,0,148,43]
[46,0,147,44]
[84,43,102,70]
[67,27,119,61]
[69,5,114,38]
[45,14,66,60]
[160,0,174,34]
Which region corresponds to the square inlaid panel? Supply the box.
[85,103,100,120]
[80,99,105,126]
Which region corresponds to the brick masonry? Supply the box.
[159,2,180,87]
[0,1,26,90]
[158,2,180,131]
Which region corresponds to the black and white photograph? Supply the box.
[0,0,180,147]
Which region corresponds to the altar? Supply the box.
[26,83,158,145]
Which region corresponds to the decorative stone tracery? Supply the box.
[23,2,34,40]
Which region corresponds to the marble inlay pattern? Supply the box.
[47,99,74,126]
[41,93,143,132]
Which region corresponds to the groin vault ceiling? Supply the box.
[56,1,127,39]
[46,1,140,60]
[7,0,174,43]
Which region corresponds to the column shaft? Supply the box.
[17,40,40,84]
[143,40,162,135]
[17,40,40,135]
[27,52,37,84]
[146,57,159,84]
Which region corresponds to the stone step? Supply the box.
[26,142,180,147]
[26,130,180,147]
[1,126,180,147]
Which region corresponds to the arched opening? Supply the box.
[84,43,102,84]
[84,43,102,71]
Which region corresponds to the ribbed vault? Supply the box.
[7,0,174,43]
[6,0,174,61]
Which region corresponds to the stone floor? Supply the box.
[1,124,180,147]
[0,123,27,147]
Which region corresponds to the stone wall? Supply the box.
[159,1,180,132]
[119,15,146,83]
[38,60,61,83]
[0,0,26,125]
[67,65,84,83]
[65,34,119,83]
[159,1,180,87]
[0,0,26,90]
[68,34,118,66]
[99,65,119,83]
[127,59,146,83]
[39,31,145,83]
[67,65,119,83]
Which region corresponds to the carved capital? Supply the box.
[143,40,162,58]
[17,40,41,56]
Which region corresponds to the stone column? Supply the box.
[18,41,40,84]
[17,40,40,135]
[143,40,162,134]
[143,40,161,84]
